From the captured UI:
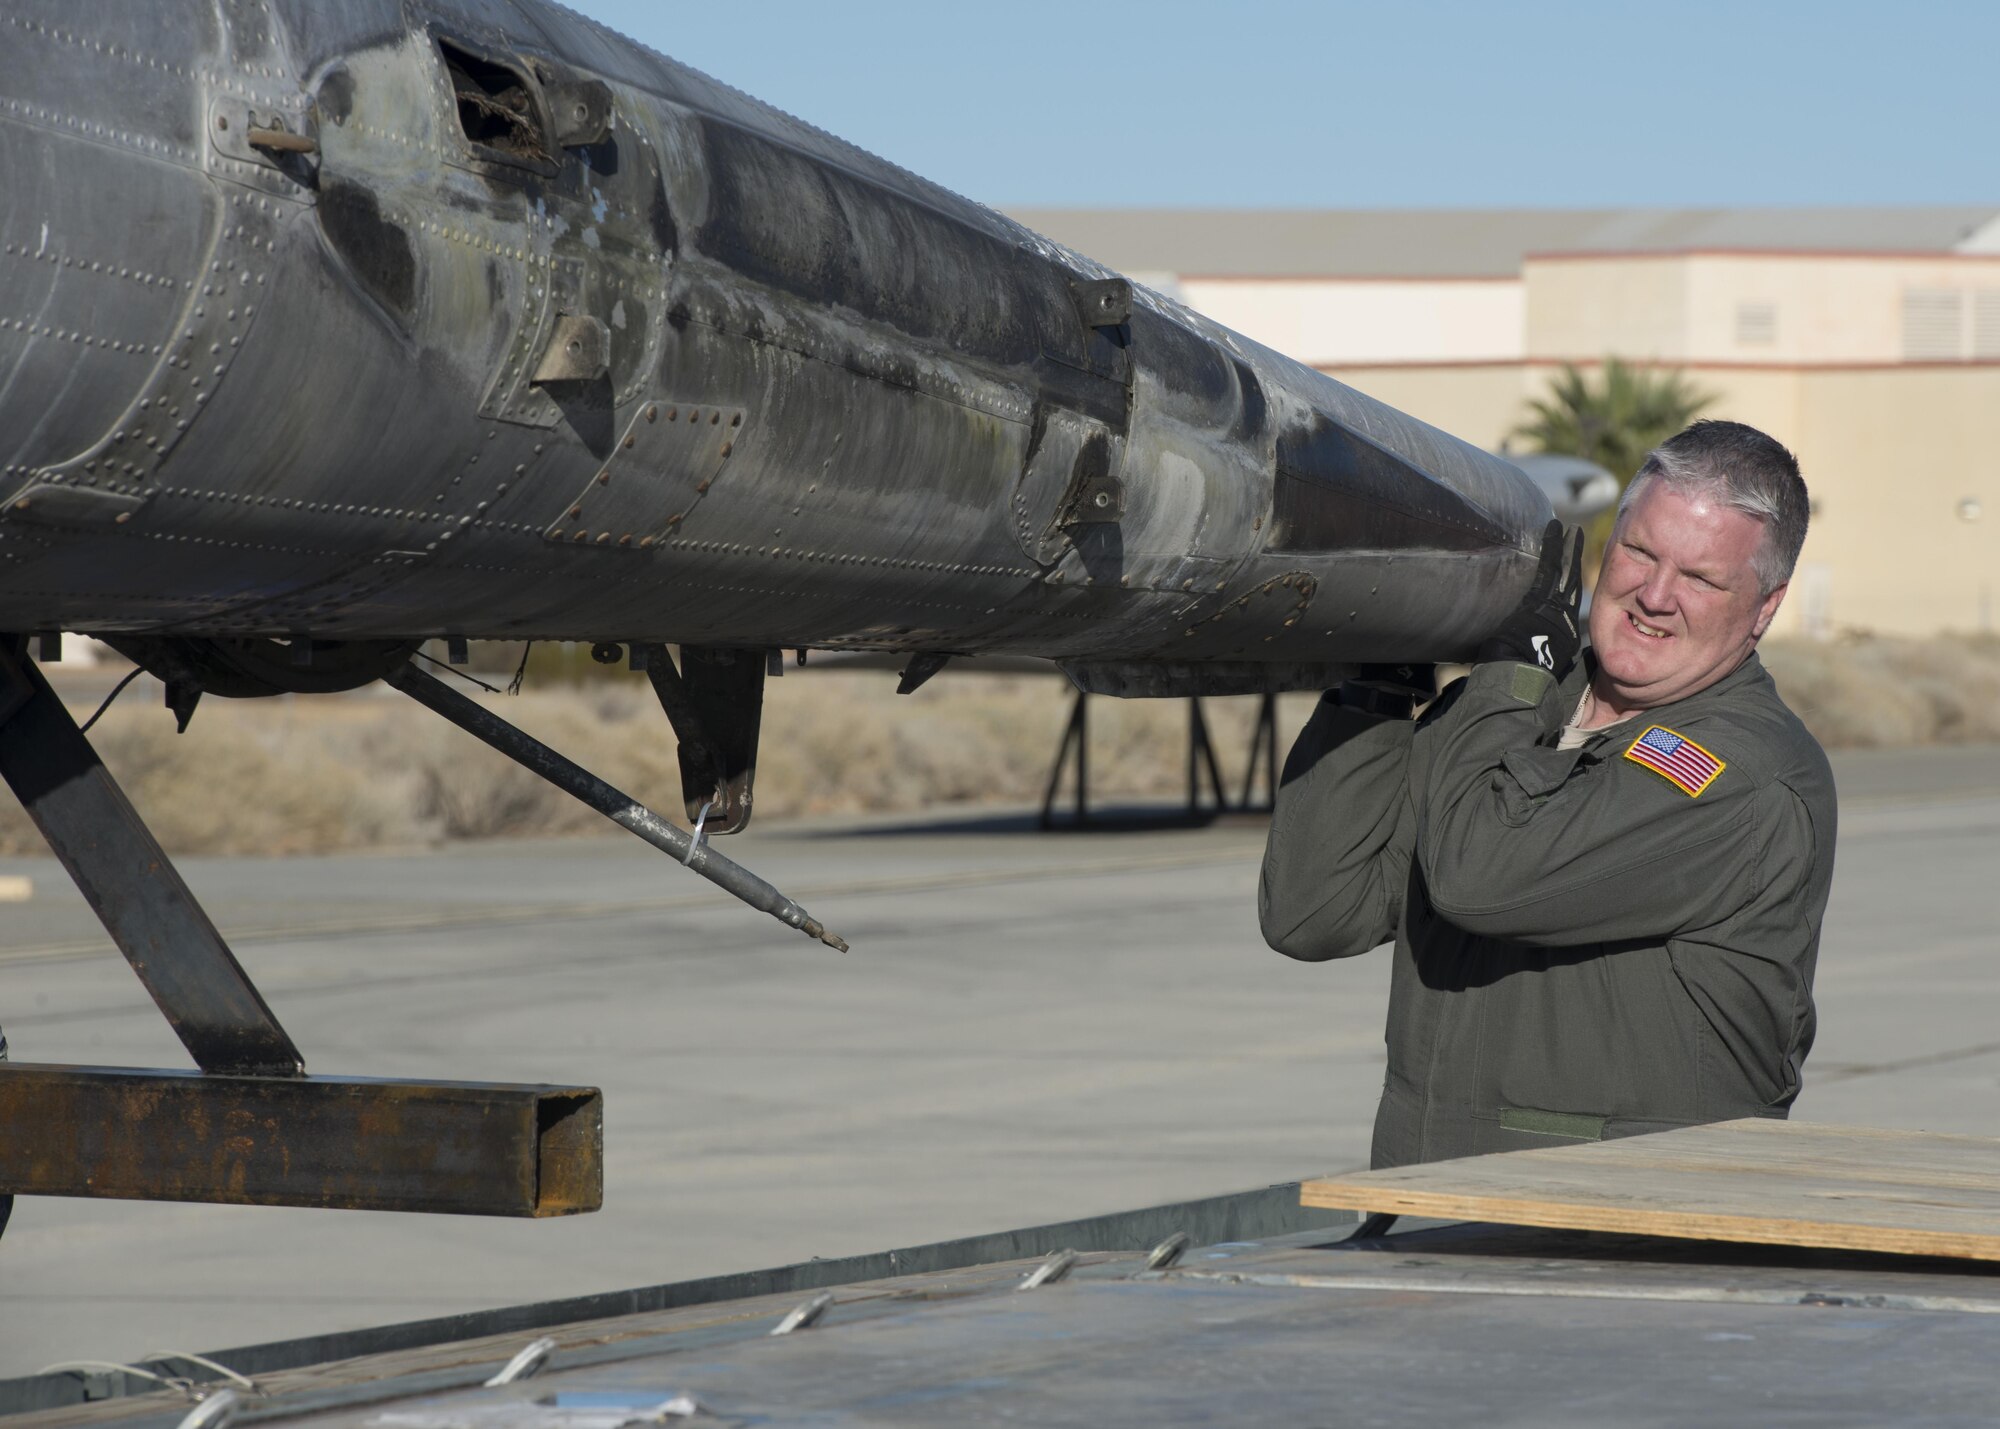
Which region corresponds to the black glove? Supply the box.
[1477,520,1583,677]
[1337,663,1435,719]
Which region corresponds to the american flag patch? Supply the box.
[1623,725,1725,797]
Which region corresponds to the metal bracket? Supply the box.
[542,77,613,148]
[202,20,317,204]
[531,314,611,385]
[1056,432,1125,527]
[207,97,319,189]
[897,653,952,694]
[641,645,727,826]
[1070,278,1132,328]
[650,646,764,834]
[483,256,586,428]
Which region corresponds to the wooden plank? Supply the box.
[1301,1120,2000,1263]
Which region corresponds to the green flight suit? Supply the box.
[1260,652,1836,1168]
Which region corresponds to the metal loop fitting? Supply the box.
[770,1291,833,1336]
[484,1336,558,1387]
[175,1390,241,1429]
[1018,1247,1080,1290]
[683,799,716,865]
[141,1354,257,1393]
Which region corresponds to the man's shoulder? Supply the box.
[1647,658,1833,813]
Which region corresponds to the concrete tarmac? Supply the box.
[1,744,1998,1375]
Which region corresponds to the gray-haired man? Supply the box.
[1262,420,1836,1168]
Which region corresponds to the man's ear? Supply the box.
[1751,581,1789,640]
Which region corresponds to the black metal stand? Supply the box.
[1186,699,1227,815]
[0,638,604,1217]
[1239,692,1280,812]
[0,640,302,1076]
[1040,687,1091,827]
[1040,689,1283,829]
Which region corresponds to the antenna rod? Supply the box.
[385,662,847,952]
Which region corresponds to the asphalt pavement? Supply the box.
[1,743,1998,1375]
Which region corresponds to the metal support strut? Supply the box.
[1238,692,1280,813]
[0,637,604,1218]
[1039,686,1090,829]
[0,639,303,1075]
[1040,689,1283,829]
[1185,699,1227,815]
[384,662,848,951]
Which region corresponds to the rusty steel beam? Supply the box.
[0,1065,602,1217]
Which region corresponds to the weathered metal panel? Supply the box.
[15,1219,2000,1425]
[0,1065,602,1217]
[0,0,1552,677]
[0,1184,1351,1413]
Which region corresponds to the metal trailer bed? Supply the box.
[7,1181,2000,1428]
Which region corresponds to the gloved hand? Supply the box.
[1477,519,1583,677]
[1337,663,1434,719]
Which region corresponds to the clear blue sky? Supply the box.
[564,0,1992,209]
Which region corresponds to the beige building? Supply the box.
[1009,208,2000,637]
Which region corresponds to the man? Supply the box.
[1261,420,1835,1168]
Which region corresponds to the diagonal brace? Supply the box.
[0,640,303,1075]
[385,662,846,951]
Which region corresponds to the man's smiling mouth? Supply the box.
[1627,612,1672,639]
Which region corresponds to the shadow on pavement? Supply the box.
[794,803,1271,839]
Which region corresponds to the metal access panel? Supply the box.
[0,1066,602,1217]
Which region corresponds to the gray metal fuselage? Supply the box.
[0,0,1551,674]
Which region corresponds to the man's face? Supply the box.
[1587,479,1787,713]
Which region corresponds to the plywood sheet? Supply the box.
[1301,1119,2000,1263]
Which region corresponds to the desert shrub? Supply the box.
[0,694,411,857]
[1760,635,2000,748]
[2,640,1989,857]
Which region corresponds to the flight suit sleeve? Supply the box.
[1411,661,1783,948]
[1259,693,1416,961]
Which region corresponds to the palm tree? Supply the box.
[1512,357,1715,566]
[1514,358,1714,479]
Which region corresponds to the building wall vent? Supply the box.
[1902,288,1965,361]
[1971,291,2000,360]
[1735,302,1778,346]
